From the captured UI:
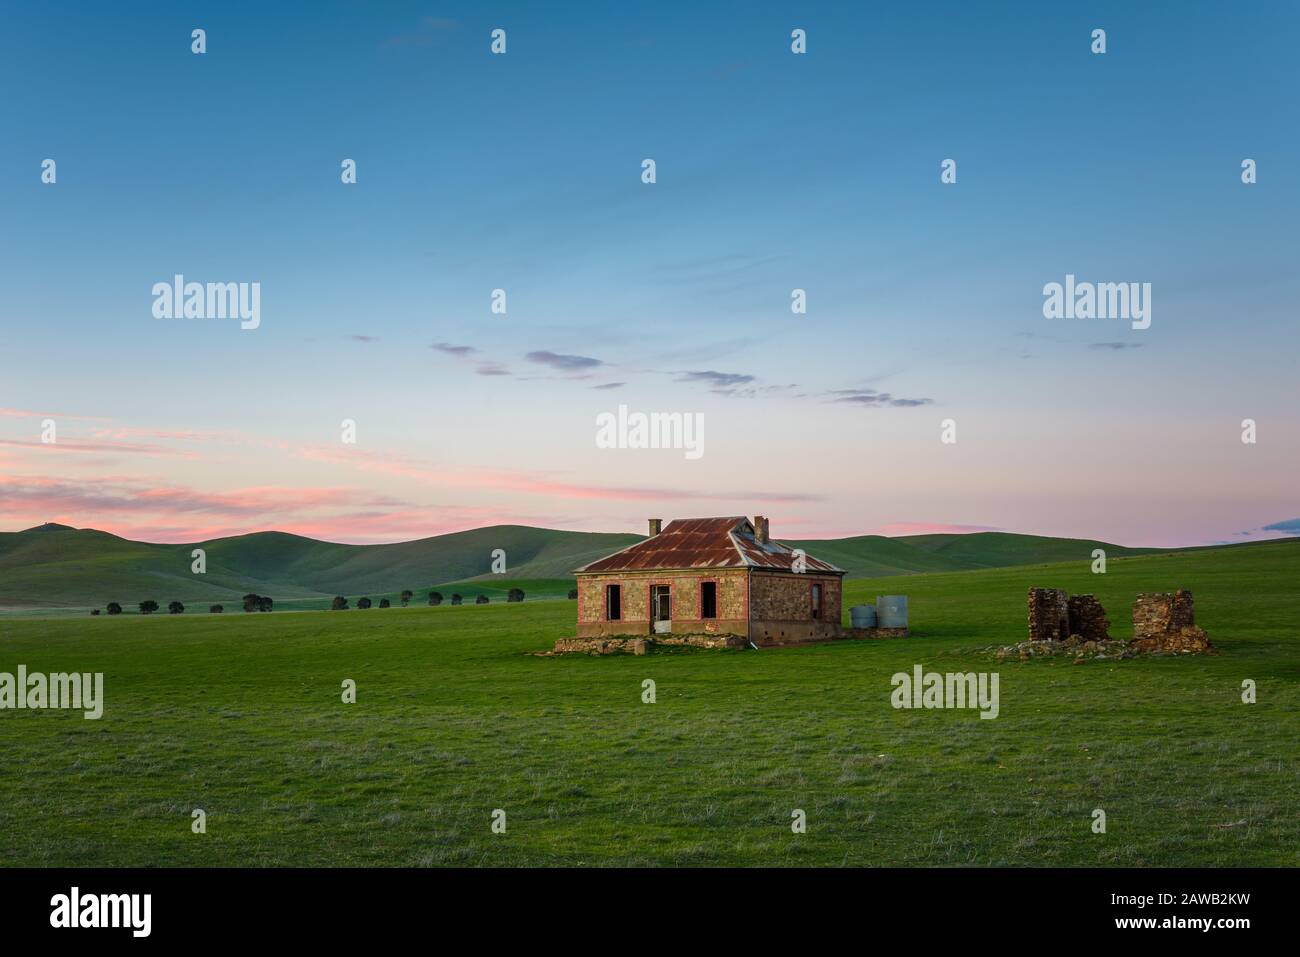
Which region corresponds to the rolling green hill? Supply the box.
[893,531,1161,569]
[0,520,1277,611]
[0,524,640,609]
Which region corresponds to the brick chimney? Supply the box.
[648,518,662,537]
[753,515,769,543]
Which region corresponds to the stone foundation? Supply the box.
[549,633,745,655]
[1129,625,1213,654]
[846,627,910,640]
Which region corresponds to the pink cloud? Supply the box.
[871,521,1001,537]
[0,438,194,457]
[293,444,819,503]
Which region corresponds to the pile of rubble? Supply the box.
[996,635,1133,662]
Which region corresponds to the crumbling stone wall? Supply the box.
[1067,594,1111,642]
[1133,589,1195,639]
[1027,587,1070,641]
[1131,589,1210,653]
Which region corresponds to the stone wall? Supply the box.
[574,568,748,638]
[551,633,745,655]
[1067,594,1111,642]
[1133,589,1195,639]
[749,571,842,625]
[1131,589,1210,653]
[1027,587,1070,641]
[846,626,909,640]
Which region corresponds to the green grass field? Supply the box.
[1,540,1297,867]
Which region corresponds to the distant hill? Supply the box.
[0,524,639,608]
[784,531,1161,579]
[0,521,1274,609]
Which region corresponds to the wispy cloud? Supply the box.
[349,334,380,343]
[828,389,933,408]
[1262,518,1300,535]
[0,438,194,457]
[431,341,477,357]
[677,370,755,389]
[593,382,626,390]
[1089,342,1144,351]
[526,350,603,372]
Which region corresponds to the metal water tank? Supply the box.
[876,595,909,628]
[849,604,877,628]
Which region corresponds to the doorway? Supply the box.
[651,585,671,634]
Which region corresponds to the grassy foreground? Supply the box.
[1,541,1297,867]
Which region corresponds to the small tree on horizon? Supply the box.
[357,596,373,609]
[210,604,224,613]
[139,600,159,615]
[507,588,524,603]
[91,608,101,616]
[567,588,578,600]
[257,595,273,612]
[168,601,184,614]
[475,594,489,604]
[400,590,413,607]
[331,596,349,610]
[428,591,443,606]
[450,594,462,606]
[107,602,122,615]
[379,598,391,608]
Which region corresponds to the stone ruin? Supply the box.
[1130,589,1211,653]
[1067,594,1111,642]
[1026,587,1070,642]
[1013,586,1211,660]
[1027,588,1110,642]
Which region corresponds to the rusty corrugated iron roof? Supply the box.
[575,517,843,574]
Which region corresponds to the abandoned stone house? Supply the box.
[573,516,844,646]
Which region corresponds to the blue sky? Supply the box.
[1,1,1297,545]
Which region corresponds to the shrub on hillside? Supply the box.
[379,598,391,608]
[107,602,122,615]
[450,594,463,606]
[139,600,159,615]
[567,589,578,600]
[475,594,489,604]
[168,601,184,614]
[400,590,413,607]
[210,604,224,614]
[357,597,373,609]
[507,588,525,603]
[91,608,101,616]
[242,593,272,613]
[331,596,349,610]
[428,591,442,606]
